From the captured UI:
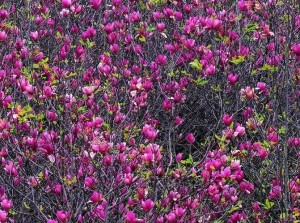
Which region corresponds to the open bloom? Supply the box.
[291,43,300,56]
[61,0,72,8]
[141,199,154,212]
[57,211,70,222]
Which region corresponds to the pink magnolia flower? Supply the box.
[0,9,9,19]
[231,160,241,169]
[186,133,195,144]
[227,74,238,85]
[163,8,174,18]
[165,212,176,223]
[175,206,185,217]
[142,151,154,164]
[90,0,102,10]
[123,173,134,185]
[103,155,112,166]
[125,211,136,223]
[234,125,245,137]
[176,153,183,162]
[222,114,233,126]
[141,199,154,212]
[56,210,70,222]
[240,86,256,99]
[152,11,162,20]
[0,210,8,222]
[82,86,95,95]
[46,111,58,122]
[239,181,254,193]
[44,86,54,98]
[4,160,18,176]
[291,43,300,56]
[93,117,103,128]
[30,31,39,41]
[61,0,72,8]
[201,170,210,182]
[228,212,247,223]
[204,64,216,76]
[207,18,222,30]
[1,199,13,211]
[221,167,231,178]
[110,44,119,54]
[237,1,247,11]
[0,31,7,42]
[288,137,300,148]
[182,39,195,49]
[162,98,173,111]
[258,148,269,159]
[256,82,267,92]
[84,177,95,189]
[267,132,279,144]
[174,116,184,126]
[156,23,165,32]
[269,185,281,199]
[174,11,183,21]
[53,184,62,195]
[90,191,102,203]
[156,54,167,66]
[142,124,158,141]
[129,12,141,22]
[232,169,244,182]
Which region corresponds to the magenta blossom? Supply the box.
[61,0,72,8]
[0,210,8,222]
[228,74,238,85]
[1,199,13,211]
[222,114,233,126]
[141,199,154,212]
[186,133,195,144]
[90,0,102,10]
[125,211,136,223]
[291,43,300,56]
[56,210,70,222]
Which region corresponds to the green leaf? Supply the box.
[193,77,208,86]
[190,59,203,71]
[102,122,110,131]
[215,134,222,141]
[33,63,39,69]
[228,200,243,213]
[147,25,156,32]
[87,40,95,48]
[36,113,45,121]
[23,202,31,210]
[181,154,194,165]
[243,22,258,34]
[66,72,77,78]
[230,56,245,65]
[277,0,284,5]
[258,63,279,73]
[7,103,13,109]
[278,126,286,135]
[40,57,49,65]
[58,105,64,112]
[23,105,32,112]
[265,198,274,210]
[78,106,86,112]
[138,36,146,42]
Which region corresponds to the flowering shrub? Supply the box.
[0,0,299,222]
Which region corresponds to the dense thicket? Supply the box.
[0,0,300,222]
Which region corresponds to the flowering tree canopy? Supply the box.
[0,0,300,222]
